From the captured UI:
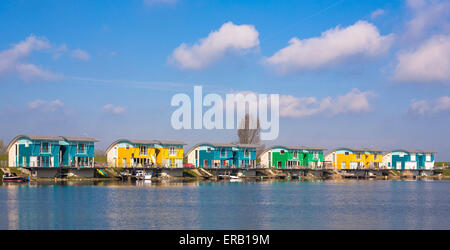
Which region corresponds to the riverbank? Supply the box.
[2,179,450,229]
[2,167,449,182]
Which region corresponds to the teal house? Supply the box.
[186,143,258,168]
[382,150,436,170]
[7,135,98,167]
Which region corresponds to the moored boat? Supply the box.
[218,174,240,180]
[135,170,152,180]
[2,173,27,182]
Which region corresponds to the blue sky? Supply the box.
[0,0,449,160]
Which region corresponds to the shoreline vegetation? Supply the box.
[1,154,450,182]
[1,166,450,182]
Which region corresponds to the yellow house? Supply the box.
[106,139,186,168]
[324,148,384,169]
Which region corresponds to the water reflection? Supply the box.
[6,185,18,230]
[0,180,449,229]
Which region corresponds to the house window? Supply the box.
[356,153,361,160]
[77,144,87,154]
[126,145,130,150]
[244,149,249,157]
[38,156,50,167]
[293,151,298,158]
[41,142,50,153]
[220,148,226,157]
[169,147,177,156]
[345,152,349,155]
[140,146,148,155]
[280,150,285,155]
[206,147,211,152]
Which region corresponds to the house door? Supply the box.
[122,158,127,167]
[204,160,209,168]
[59,147,64,166]
[277,161,282,168]
[417,155,425,169]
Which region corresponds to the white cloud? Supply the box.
[71,49,90,61]
[170,22,260,69]
[406,0,427,9]
[0,35,60,82]
[52,45,91,61]
[102,104,127,115]
[16,64,60,81]
[278,89,376,118]
[53,44,68,59]
[410,99,430,115]
[404,0,450,40]
[265,21,393,73]
[435,96,450,111]
[394,35,450,83]
[231,89,376,118]
[28,99,64,112]
[370,9,385,19]
[410,96,450,115]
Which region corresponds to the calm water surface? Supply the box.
[0,180,449,230]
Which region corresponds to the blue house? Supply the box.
[186,143,258,168]
[7,135,98,168]
[382,150,436,170]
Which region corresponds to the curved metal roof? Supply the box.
[257,145,327,158]
[184,142,260,157]
[105,139,187,153]
[385,149,436,154]
[7,135,98,152]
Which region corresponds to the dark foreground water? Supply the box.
[0,180,449,230]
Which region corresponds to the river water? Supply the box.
[0,179,449,230]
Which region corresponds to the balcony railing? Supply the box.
[119,163,184,169]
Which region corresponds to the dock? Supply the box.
[1,165,442,181]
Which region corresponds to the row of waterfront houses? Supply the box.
[5,135,436,170]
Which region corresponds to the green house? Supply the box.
[258,146,326,169]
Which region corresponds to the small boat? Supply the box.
[340,172,354,178]
[218,174,240,180]
[135,170,152,180]
[2,173,27,182]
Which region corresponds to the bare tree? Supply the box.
[237,114,261,144]
[0,139,6,154]
[94,149,106,157]
[237,114,266,156]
